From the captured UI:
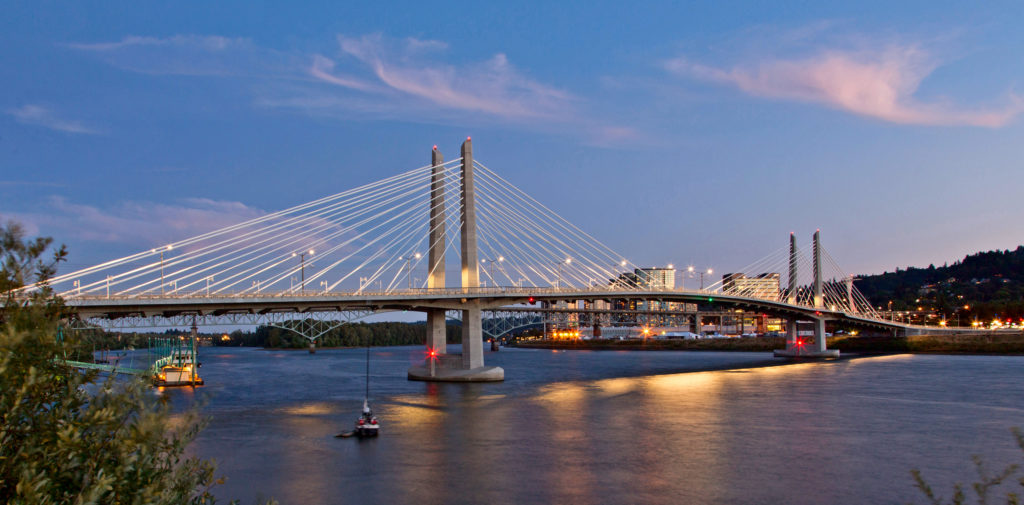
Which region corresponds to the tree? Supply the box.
[0,220,267,504]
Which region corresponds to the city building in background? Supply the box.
[722,273,781,299]
[635,267,676,290]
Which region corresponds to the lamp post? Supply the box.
[700,268,713,290]
[73,280,80,296]
[481,255,505,287]
[205,276,214,296]
[320,280,328,294]
[292,249,315,293]
[157,245,172,295]
[400,252,421,290]
[556,257,572,289]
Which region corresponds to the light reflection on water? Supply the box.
[161,347,1024,505]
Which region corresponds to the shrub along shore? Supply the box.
[514,332,1024,354]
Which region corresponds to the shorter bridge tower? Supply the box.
[775,230,839,358]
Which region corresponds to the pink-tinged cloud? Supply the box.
[309,34,574,121]
[665,46,1024,127]
[14,197,266,247]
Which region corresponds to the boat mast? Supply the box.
[365,336,370,402]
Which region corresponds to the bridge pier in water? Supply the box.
[775,231,839,358]
[408,138,504,382]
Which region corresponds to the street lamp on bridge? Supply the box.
[556,257,572,289]
[690,266,713,291]
[292,249,315,293]
[399,252,421,290]
[481,256,504,287]
[154,244,172,295]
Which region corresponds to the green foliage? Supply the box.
[0,220,270,504]
[910,428,1024,505]
[0,329,226,504]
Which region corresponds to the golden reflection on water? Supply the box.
[274,402,337,416]
[271,401,343,503]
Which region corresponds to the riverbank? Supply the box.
[515,332,1024,354]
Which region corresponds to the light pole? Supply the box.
[253,280,261,294]
[400,252,421,290]
[320,280,328,294]
[556,257,571,289]
[481,256,504,287]
[292,249,315,293]
[73,280,80,296]
[205,276,214,296]
[157,245,172,295]
[700,268,713,290]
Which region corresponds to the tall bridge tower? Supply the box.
[408,138,504,382]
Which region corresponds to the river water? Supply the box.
[159,346,1024,504]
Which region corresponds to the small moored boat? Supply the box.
[354,399,379,437]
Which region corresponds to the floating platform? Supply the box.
[407,365,504,382]
[773,348,840,358]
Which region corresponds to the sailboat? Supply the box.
[337,340,379,438]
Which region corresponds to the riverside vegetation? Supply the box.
[0,221,272,504]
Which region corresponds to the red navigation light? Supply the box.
[428,348,437,358]
[528,296,536,304]
[467,136,471,141]
[796,339,804,347]
[432,144,437,150]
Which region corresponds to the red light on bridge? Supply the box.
[528,296,536,304]
[432,145,437,150]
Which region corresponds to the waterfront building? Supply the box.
[722,273,781,299]
[635,267,676,290]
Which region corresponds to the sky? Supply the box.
[3,0,1024,280]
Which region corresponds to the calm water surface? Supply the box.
[159,346,1024,504]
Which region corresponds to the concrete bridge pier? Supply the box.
[409,139,504,382]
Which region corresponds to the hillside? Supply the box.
[856,246,1024,322]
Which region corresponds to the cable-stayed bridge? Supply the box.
[27,139,947,380]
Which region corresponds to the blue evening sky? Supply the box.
[2,1,1023,277]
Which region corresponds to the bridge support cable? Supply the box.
[471,161,636,289]
[34,164,443,293]
[474,161,633,274]
[43,162,454,297]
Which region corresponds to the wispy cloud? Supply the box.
[665,41,1023,127]
[7,105,101,134]
[68,32,635,145]
[67,34,269,76]
[308,33,575,121]
[14,196,266,246]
